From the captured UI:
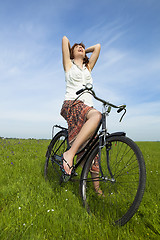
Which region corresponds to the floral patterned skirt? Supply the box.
[60,100,92,144]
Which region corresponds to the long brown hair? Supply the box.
[70,43,89,69]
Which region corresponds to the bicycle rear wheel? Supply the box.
[80,135,146,226]
[44,130,69,184]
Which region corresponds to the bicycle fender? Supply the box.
[107,132,126,138]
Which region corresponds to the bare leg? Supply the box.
[91,172,104,196]
[63,109,101,174]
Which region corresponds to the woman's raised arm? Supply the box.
[62,36,72,72]
[85,44,101,71]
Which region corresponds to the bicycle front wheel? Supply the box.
[80,135,146,226]
[44,130,69,184]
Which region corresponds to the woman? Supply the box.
[61,36,102,187]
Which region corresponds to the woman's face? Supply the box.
[73,45,85,59]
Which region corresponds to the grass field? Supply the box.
[0,138,159,240]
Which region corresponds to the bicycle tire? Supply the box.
[44,130,69,184]
[80,135,146,226]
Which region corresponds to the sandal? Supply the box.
[60,155,73,176]
[95,187,105,197]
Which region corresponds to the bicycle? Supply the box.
[44,84,146,226]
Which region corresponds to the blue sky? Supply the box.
[0,0,160,140]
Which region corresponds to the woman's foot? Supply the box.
[95,187,105,197]
[62,152,73,175]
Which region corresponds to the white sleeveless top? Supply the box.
[64,61,93,107]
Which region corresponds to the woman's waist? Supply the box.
[65,92,93,106]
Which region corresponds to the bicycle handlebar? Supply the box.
[76,84,126,122]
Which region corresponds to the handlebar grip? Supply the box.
[76,88,84,95]
[117,107,124,113]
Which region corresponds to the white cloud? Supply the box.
[0,0,159,140]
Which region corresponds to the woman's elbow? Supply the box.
[62,36,68,42]
[96,43,101,50]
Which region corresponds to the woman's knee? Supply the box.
[87,109,102,123]
[95,110,102,123]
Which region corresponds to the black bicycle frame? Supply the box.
[72,108,125,180]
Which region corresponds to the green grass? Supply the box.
[0,138,159,240]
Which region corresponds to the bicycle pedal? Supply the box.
[61,174,71,183]
[71,170,78,176]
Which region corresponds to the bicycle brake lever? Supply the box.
[119,109,126,122]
